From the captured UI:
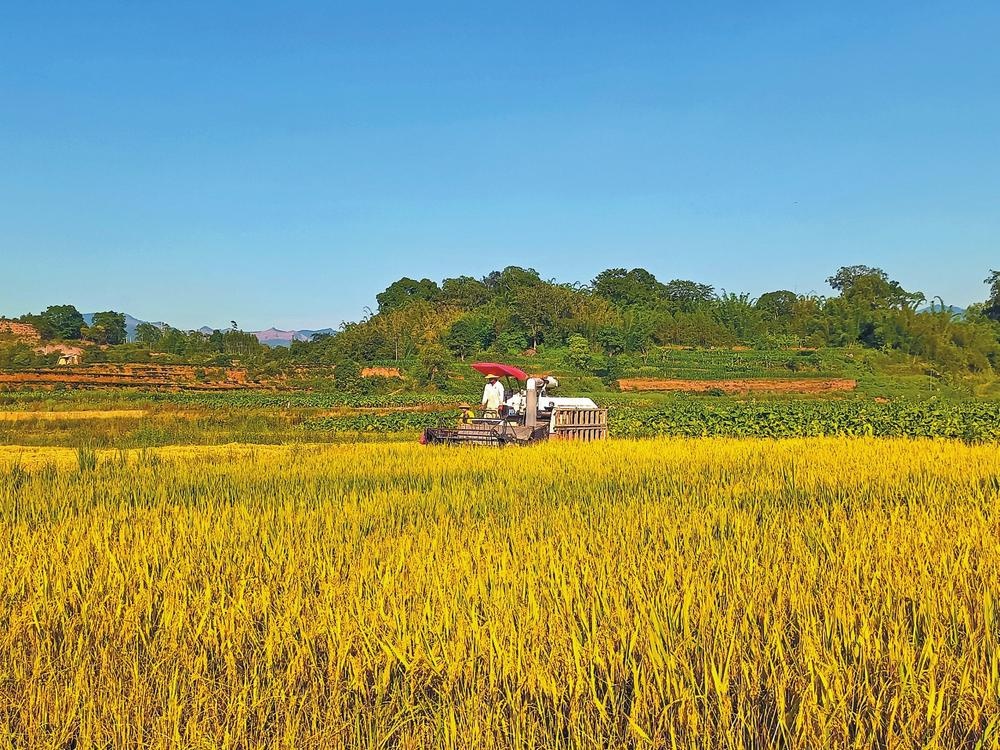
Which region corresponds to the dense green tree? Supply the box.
[663,280,715,310]
[209,329,225,351]
[591,268,665,307]
[755,291,799,324]
[565,334,593,370]
[376,277,441,313]
[15,314,53,339]
[414,341,451,388]
[619,309,656,355]
[655,309,735,347]
[786,296,828,347]
[594,317,647,356]
[87,311,127,345]
[135,322,163,346]
[596,325,627,355]
[440,276,491,310]
[371,301,447,361]
[713,293,763,343]
[444,315,492,360]
[513,283,575,349]
[222,329,264,359]
[327,318,388,362]
[288,331,339,364]
[984,270,1000,321]
[157,326,186,355]
[563,293,617,340]
[482,267,543,301]
[879,305,1000,372]
[827,265,923,310]
[492,328,529,355]
[332,358,363,392]
[30,305,85,340]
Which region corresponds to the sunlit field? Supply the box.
[1,438,998,748]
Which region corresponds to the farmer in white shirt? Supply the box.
[481,374,505,418]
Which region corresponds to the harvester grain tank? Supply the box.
[421,362,608,446]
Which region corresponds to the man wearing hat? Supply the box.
[481,374,505,418]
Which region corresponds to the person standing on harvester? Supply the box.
[481,374,504,418]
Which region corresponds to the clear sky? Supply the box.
[2,2,998,330]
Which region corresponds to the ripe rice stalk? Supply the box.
[0,438,997,748]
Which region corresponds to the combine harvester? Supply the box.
[421,362,607,446]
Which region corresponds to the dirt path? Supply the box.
[618,378,857,395]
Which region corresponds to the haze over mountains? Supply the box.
[82,313,334,347]
[197,326,336,347]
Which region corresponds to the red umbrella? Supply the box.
[470,362,528,381]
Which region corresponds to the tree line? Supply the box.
[17,307,128,345]
[313,265,1000,377]
[6,266,1000,379]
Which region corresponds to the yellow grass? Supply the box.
[0,409,147,421]
[1,438,998,748]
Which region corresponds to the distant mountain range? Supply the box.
[84,313,334,347]
[82,312,168,341]
[917,305,966,316]
[252,327,336,346]
[197,326,336,347]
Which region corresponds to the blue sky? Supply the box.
[1,2,997,330]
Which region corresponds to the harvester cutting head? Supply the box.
[421,362,608,446]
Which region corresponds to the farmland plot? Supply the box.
[1,438,998,749]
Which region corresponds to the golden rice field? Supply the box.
[1,438,999,749]
[0,409,148,422]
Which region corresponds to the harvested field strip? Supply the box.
[360,366,403,378]
[0,365,251,390]
[0,373,245,390]
[0,410,148,421]
[618,377,857,394]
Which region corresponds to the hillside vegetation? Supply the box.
[4,266,1000,395]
